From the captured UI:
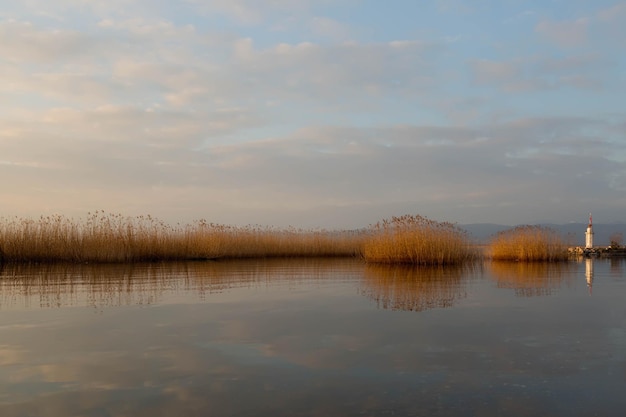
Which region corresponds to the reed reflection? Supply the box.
[487,261,574,297]
[360,264,469,312]
[0,259,363,310]
[0,263,173,309]
[609,257,624,278]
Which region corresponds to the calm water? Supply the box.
[0,258,625,417]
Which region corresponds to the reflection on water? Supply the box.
[1,260,480,313]
[487,261,575,297]
[1,259,626,416]
[0,259,364,310]
[360,264,472,312]
[579,257,626,295]
[609,257,624,277]
[585,258,594,294]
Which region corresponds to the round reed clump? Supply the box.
[487,225,568,262]
[361,214,477,265]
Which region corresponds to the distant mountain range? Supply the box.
[460,223,626,246]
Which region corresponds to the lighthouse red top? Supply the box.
[589,213,592,227]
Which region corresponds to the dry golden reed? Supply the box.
[487,225,568,262]
[0,212,483,265]
[361,214,477,265]
[0,211,365,263]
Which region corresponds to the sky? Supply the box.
[1,0,625,229]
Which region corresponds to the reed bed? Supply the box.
[361,215,477,265]
[487,225,568,262]
[0,211,365,263]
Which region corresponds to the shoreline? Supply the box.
[568,246,626,258]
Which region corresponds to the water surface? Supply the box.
[0,258,625,416]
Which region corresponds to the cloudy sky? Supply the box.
[1,0,625,228]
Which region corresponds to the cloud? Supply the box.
[470,59,518,85]
[0,13,442,113]
[161,117,623,224]
[185,0,344,25]
[436,0,473,14]
[535,18,588,48]
[308,16,351,40]
[0,1,624,227]
[229,38,442,102]
[0,19,99,63]
[594,2,626,44]
[596,2,626,22]
[1,108,624,226]
[470,54,608,92]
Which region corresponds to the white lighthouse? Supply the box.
[585,213,594,249]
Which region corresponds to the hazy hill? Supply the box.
[460,223,626,246]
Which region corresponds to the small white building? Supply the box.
[585,213,594,249]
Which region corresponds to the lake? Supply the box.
[0,257,625,416]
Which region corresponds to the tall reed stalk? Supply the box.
[361,214,476,265]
